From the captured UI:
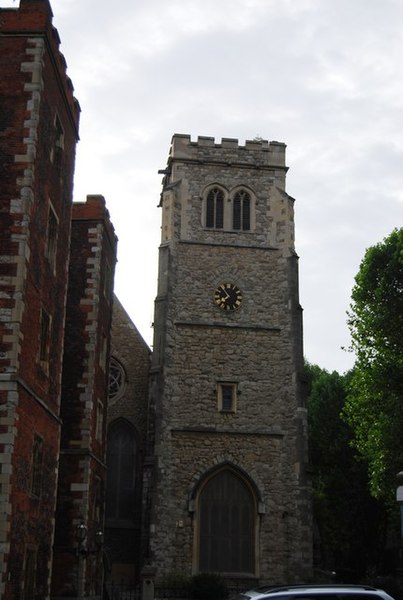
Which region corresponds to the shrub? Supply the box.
[188,573,229,600]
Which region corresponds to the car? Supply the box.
[234,584,396,600]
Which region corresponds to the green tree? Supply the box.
[306,363,384,577]
[343,228,403,500]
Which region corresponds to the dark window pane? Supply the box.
[206,188,224,229]
[206,192,215,227]
[233,191,251,231]
[31,435,43,497]
[106,421,136,521]
[215,195,224,229]
[233,196,241,230]
[221,385,233,411]
[242,196,250,230]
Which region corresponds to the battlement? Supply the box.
[170,133,287,168]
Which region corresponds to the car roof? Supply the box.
[240,585,391,598]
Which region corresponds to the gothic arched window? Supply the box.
[198,468,255,574]
[206,187,224,229]
[105,420,136,523]
[108,356,127,404]
[232,189,251,231]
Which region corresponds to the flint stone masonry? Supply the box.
[146,134,312,584]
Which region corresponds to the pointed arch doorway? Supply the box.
[193,466,259,576]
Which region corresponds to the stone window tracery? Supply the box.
[108,356,127,404]
[203,185,254,231]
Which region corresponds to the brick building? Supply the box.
[0,2,118,599]
[0,0,80,597]
[51,196,117,598]
[0,1,312,597]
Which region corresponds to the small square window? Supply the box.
[217,382,237,413]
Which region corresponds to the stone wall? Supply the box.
[146,134,312,585]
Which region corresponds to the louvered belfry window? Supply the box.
[206,188,224,228]
[199,469,254,574]
[233,190,251,230]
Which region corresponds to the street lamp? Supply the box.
[75,522,88,555]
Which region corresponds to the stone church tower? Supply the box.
[145,134,312,585]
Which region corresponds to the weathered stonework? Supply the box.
[146,134,312,585]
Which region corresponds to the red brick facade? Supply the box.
[0,1,80,597]
[51,196,117,598]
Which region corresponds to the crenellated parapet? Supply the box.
[169,133,287,170]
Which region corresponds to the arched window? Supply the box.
[206,188,224,229]
[108,356,127,404]
[198,468,255,574]
[232,190,251,231]
[105,420,136,522]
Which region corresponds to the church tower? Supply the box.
[145,134,312,585]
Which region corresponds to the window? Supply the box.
[206,187,224,228]
[45,204,58,270]
[233,189,251,231]
[31,435,43,497]
[52,114,64,172]
[198,469,255,574]
[103,260,113,302]
[99,333,107,371]
[96,400,104,441]
[204,185,254,231]
[217,382,237,412]
[105,420,136,522]
[39,308,50,366]
[108,357,127,404]
[24,548,37,600]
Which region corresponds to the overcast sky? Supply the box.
[3,0,403,373]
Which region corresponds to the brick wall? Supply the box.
[0,2,79,597]
[51,195,117,598]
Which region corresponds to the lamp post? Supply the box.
[75,523,104,599]
[75,522,87,599]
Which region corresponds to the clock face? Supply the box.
[214,282,243,311]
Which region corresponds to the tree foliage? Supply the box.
[306,363,385,577]
[343,228,403,500]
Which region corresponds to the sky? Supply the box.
[3,0,403,373]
